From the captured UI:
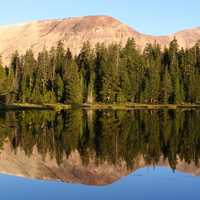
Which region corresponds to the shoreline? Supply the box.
[1,103,200,111]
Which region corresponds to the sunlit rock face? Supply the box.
[0,109,200,185]
[0,15,200,64]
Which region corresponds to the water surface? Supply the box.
[0,109,199,199]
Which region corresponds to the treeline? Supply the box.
[1,109,200,169]
[1,38,200,104]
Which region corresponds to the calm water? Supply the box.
[0,109,200,199]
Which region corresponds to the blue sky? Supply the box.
[0,0,200,35]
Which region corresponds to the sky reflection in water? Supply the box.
[0,167,200,200]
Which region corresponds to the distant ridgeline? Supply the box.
[0,38,200,105]
[1,109,200,170]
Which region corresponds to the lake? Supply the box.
[0,109,200,199]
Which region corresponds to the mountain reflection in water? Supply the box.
[0,109,199,185]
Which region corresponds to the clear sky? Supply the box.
[0,0,200,35]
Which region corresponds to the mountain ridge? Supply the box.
[0,15,200,65]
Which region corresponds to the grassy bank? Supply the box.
[1,102,200,111]
[0,103,72,111]
[82,103,200,110]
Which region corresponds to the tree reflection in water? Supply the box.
[0,109,199,172]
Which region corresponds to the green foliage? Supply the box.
[100,44,121,103]
[1,109,200,169]
[63,59,83,104]
[118,38,141,102]
[0,38,200,104]
[0,61,9,94]
[141,43,161,103]
[54,74,64,102]
[77,42,94,103]
[161,68,173,103]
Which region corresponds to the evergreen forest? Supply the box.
[1,38,200,105]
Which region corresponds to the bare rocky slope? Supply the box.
[0,15,200,65]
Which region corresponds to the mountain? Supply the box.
[0,15,200,64]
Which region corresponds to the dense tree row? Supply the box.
[1,38,200,104]
[0,109,200,169]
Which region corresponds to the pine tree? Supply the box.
[174,76,182,103]
[54,74,64,102]
[77,42,94,103]
[94,43,107,102]
[119,38,140,102]
[19,49,37,102]
[142,43,161,103]
[63,50,83,104]
[37,48,49,94]
[0,57,9,94]
[10,51,22,98]
[100,44,121,103]
[161,68,173,103]
[55,41,66,77]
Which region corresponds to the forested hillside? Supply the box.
[1,38,200,105]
